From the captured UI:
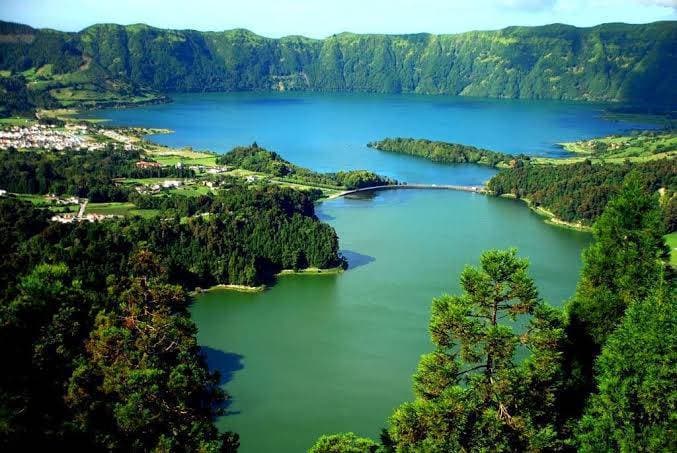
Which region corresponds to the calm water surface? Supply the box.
[191,191,590,452]
[85,92,651,184]
[88,93,647,452]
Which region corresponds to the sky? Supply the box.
[1,0,676,38]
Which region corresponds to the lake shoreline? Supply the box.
[192,267,345,294]
[63,92,642,241]
[276,266,345,276]
[498,194,592,232]
[194,284,266,294]
[32,104,597,236]
[191,187,592,453]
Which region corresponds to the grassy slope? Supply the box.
[152,155,217,167]
[21,61,166,108]
[666,232,677,267]
[85,202,159,218]
[0,117,36,126]
[534,131,676,165]
[7,194,79,214]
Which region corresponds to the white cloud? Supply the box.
[496,0,676,12]
[497,0,557,10]
[636,0,677,7]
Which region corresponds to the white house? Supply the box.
[162,180,181,189]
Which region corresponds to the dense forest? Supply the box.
[487,159,677,228]
[1,20,675,114]
[0,199,233,450]
[0,180,346,449]
[217,143,395,189]
[2,155,674,451]
[312,175,676,452]
[368,138,516,168]
[1,14,675,449]
[0,146,192,201]
[3,184,344,288]
[0,75,58,116]
[365,135,677,229]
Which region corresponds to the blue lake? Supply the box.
[85,92,651,184]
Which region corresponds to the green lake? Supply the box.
[86,92,651,452]
[191,190,590,452]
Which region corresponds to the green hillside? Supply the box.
[1,20,676,113]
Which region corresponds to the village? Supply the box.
[0,123,139,151]
[0,119,316,224]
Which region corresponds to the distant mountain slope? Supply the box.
[0,20,675,111]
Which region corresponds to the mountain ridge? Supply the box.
[3,19,675,40]
[0,20,675,114]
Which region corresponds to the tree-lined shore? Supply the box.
[369,133,676,234]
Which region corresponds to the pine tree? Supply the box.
[562,173,670,430]
[388,249,565,452]
[65,252,238,451]
[309,433,378,453]
[567,173,668,346]
[576,286,676,452]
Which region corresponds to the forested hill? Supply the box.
[1,20,675,109]
[488,158,677,227]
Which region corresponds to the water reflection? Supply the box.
[341,250,376,270]
[201,347,245,415]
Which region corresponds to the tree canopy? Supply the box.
[216,144,395,190]
[0,182,345,450]
[488,159,677,227]
[368,138,516,168]
[567,173,669,346]
[387,249,566,452]
[310,178,675,451]
[309,433,379,453]
[576,286,676,452]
